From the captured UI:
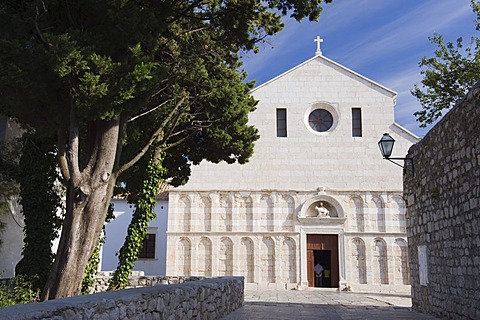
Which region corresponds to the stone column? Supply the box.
[168,192,179,233]
[299,230,308,287]
[274,236,282,286]
[232,236,241,278]
[210,193,220,232]
[270,192,277,232]
[254,235,261,285]
[189,194,197,232]
[366,193,376,232]
[189,235,197,276]
[251,193,261,233]
[386,236,396,285]
[338,232,347,288]
[365,236,374,284]
[211,236,219,276]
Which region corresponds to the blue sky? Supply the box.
[241,0,477,137]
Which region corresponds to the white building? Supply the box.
[165,41,419,291]
[0,117,24,278]
[101,195,169,276]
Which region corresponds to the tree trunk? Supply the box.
[41,119,120,300]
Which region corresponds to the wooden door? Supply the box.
[307,249,314,287]
[306,234,339,288]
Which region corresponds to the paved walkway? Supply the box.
[223,289,440,320]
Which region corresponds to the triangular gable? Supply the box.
[391,122,421,141]
[251,55,397,99]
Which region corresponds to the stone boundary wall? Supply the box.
[0,277,244,320]
[404,83,480,320]
[90,273,207,293]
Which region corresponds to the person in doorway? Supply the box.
[314,263,324,287]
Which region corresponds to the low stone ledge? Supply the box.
[0,276,244,320]
[91,274,207,293]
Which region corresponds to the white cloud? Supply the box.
[241,0,476,137]
[333,0,473,68]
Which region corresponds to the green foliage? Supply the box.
[412,0,480,127]
[0,275,40,308]
[0,0,331,297]
[0,129,62,293]
[14,135,63,291]
[81,237,104,295]
[108,152,166,290]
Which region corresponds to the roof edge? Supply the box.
[250,55,318,93]
[250,54,397,97]
[392,122,421,140]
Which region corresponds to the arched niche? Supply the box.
[299,195,344,218]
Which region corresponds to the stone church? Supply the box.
[0,40,419,291]
[171,40,418,291]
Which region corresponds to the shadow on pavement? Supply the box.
[222,301,441,320]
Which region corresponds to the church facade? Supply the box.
[165,45,418,291]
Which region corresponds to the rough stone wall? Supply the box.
[0,277,244,320]
[404,84,480,320]
[91,273,206,293]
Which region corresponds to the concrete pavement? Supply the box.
[223,288,440,320]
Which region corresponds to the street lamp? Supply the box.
[378,133,414,173]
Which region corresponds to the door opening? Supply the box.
[314,250,331,287]
[307,234,339,288]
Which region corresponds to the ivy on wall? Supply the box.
[81,236,104,294]
[108,151,166,290]
[81,204,115,294]
[14,135,63,290]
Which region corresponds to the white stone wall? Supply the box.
[102,199,169,276]
[166,54,417,292]
[177,56,418,192]
[166,190,410,291]
[0,118,24,277]
[0,198,24,278]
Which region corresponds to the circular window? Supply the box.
[308,109,333,132]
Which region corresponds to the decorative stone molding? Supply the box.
[297,216,347,225]
[298,194,345,219]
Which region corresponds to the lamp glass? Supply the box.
[378,133,395,158]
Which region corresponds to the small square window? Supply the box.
[276,108,287,137]
[352,108,362,137]
[138,233,156,259]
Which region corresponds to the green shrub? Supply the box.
[0,276,40,308]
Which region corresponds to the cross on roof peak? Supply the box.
[314,36,324,56]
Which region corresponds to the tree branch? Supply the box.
[128,99,171,123]
[57,127,71,182]
[113,114,129,174]
[168,0,206,24]
[67,94,81,185]
[163,128,200,151]
[116,95,188,176]
[163,103,185,141]
[81,121,100,179]
[32,1,52,47]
